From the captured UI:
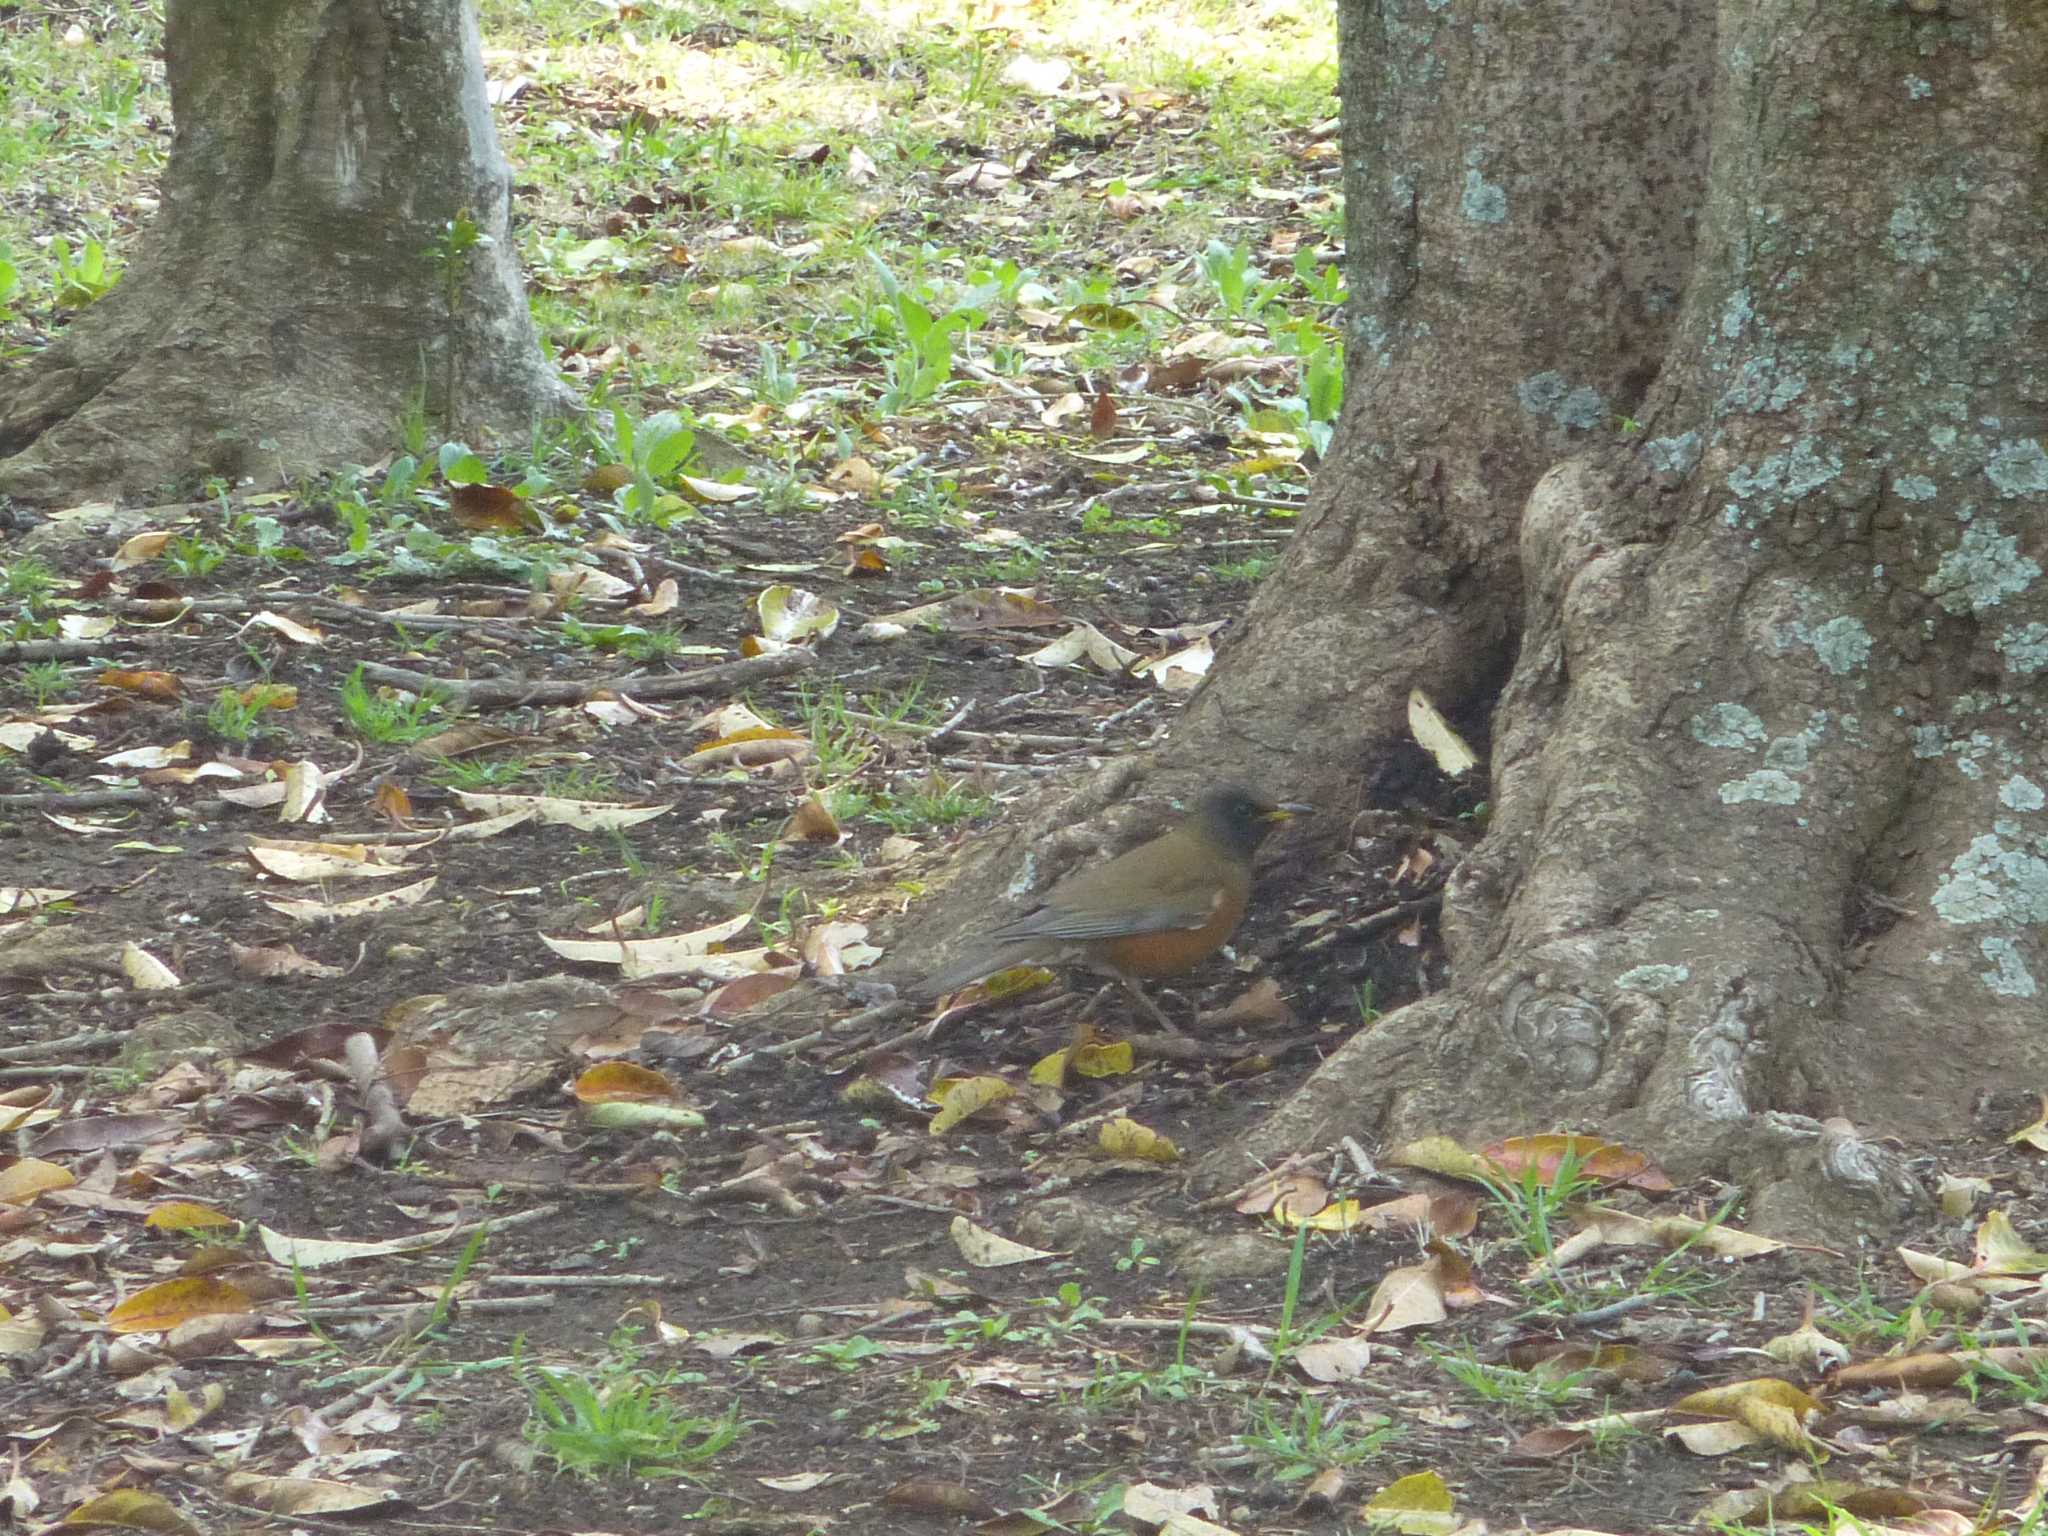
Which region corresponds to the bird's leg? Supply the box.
[1114,972,1183,1035]
[1069,953,1186,1034]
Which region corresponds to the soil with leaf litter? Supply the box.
[7,483,2048,1535]
[8,2,2048,1526]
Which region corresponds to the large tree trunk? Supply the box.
[908,0,2048,1232]
[894,0,1714,970]
[0,0,573,503]
[1237,0,2048,1231]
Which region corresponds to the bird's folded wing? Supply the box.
[990,886,1223,943]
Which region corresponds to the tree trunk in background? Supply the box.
[0,0,572,503]
[1233,0,2048,1233]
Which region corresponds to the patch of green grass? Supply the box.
[429,756,530,791]
[1235,1392,1397,1482]
[526,1366,744,1480]
[706,828,777,885]
[1080,501,1177,540]
[1961,1325,2048,1406]
[796,687,874,782]
[0,16,165,267]
[966,550,1047,586]
[1479,1142,1602,1269]
[536,764,621,801]
[1430,1347,1592,1420]
[867,772,992,833]
[204,687,270,744]
[1,554,61,603]
[339,666,447,746]
[1811,1278,1914,1343]
[17,660,74,709]
[558,615,697,663]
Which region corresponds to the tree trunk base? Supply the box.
[0,0,575,504]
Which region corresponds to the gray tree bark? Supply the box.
[907,0,2048,1231]
[0,0,573,503]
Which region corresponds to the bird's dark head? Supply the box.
[1193,783,1310,860]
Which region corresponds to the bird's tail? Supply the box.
[917,944,1036,998]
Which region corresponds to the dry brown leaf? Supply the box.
[1362,1259,1448,1335]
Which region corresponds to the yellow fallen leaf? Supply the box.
[145,1201,235,1231]
[930,1075,1014,1134]
[107,1276,254,1334]
[1098,1117,1178,1162]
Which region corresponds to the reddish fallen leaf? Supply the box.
[573,1062,680,1103]
[885,1479,997,1519]
[98,668,184,702]
[1507,1425,1591,1459]
[448,482,531,531]
[706,972,800,1018]
[1481,1133,1673,1192]
[242,1023,391,1069]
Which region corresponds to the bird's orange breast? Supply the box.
[1082,885,1249,978]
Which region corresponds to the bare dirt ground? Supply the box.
[7,481,2048,1536]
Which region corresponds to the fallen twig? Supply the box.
[0,638,141,661]
[354,649,812,710]
[0,788,157,809]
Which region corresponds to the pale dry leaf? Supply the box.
[1024,622,1139,674]
[120,942,181,991]
[1362,1260,1448,1334]
[243,610,325,646]
[449,791,672,830]
[1407,688,1478,777]
[263,875,439,923]
[949,1216,1058,1268]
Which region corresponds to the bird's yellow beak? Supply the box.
[1261,802,1314,822]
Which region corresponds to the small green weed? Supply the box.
[339,666,447,745]
[1293,245,1346,306]
[1,555,59,602]
[526,1367,742,1480]
[942,1309,1016,1348]
[868,773,992,833]
[1236,1393,1398,1482]
[162,533,227,580]
[204,687,270,744]
[19,660,72,708]
[1480,1142,1601,1269]
[49,234,121,306]
[1430,1347,1591,1419]
[1209,555,1274,586]
[1196,237,1283,320]
[1080,501,1176,540]
[1354,980,1381,1024]
[559,615,693,662]
[1811,1279,1915,1344]
[590,400,700,525]
[806,1334,889,1371]
[431,756,529,791]
[1114,1239,1160,1275]
[864,253,980,414]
